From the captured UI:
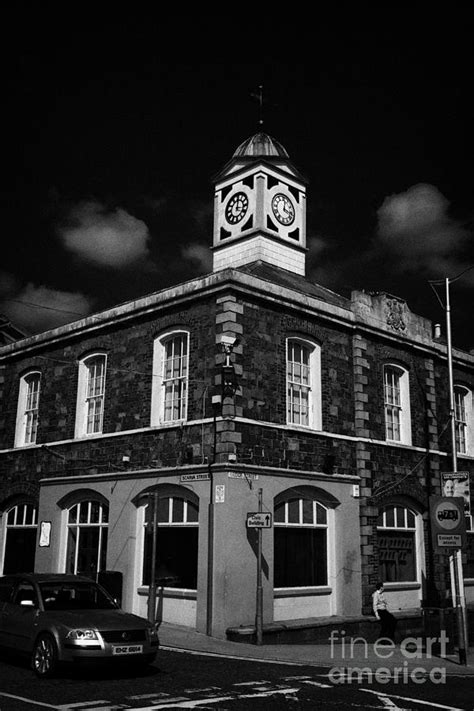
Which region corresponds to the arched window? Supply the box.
[454,385,473,455]
[383,364,411,445]
[151,331,189,425]
[65,500,108,576]
[2,502,38,574]
[274,496,328,587]
[15,371,41,447]
[377,504,419,583]
[142,492,198,589]
[286,338,321,429]
[75,353,107,437]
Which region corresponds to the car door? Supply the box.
[0,576,15,647]
[1,580,40,653]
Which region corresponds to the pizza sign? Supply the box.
[429,496,466,551]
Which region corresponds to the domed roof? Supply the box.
[232,132,289,159]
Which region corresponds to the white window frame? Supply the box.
[274,496,329,589]
[454,385,473,456]
[377,504,423,585]
[65,500,109,576]
[383,364,412,445]
[1,503,38,574]
[151,331,189,426]
[14,371,41,447]
[139,493,199,590]
[286,337,321,430]
[75,353,107,437]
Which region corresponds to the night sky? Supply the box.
[2,13,474,350]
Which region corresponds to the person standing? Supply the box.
[372,582,397,642]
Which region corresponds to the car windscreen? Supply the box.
[39,582,118,611]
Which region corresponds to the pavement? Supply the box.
[158,622,474,676]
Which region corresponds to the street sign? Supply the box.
[180,473,210,482]
[246,512,272,528]
[228,472,259,480]
[440,472,471,516]
[429,496,467,551]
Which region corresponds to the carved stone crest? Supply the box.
[385,298,407,332]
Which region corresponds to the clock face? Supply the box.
[271,193,295,226]
[225,192,249,225]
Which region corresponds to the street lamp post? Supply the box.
[442,275,469,664]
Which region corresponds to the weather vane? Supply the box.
[251,85,264,127]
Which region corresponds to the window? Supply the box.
[286,338,321,429]
[274,496,328,587]
[377,505,418,583]
[1,503,38,574]
[142,493,198,589]
[14,371,41,446]
[464,532,474,579]
[151,331,189,425]
[383,364,411,444]
[65,500,108,577]
[75,354,107,437]
[454,385,473,455]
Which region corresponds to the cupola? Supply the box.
[212,132,307,275]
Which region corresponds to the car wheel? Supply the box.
[32,633,58,678]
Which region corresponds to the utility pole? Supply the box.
[255,488,263,645]
[147,491,159,623]
[445,277,468,665]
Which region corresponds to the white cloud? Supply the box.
[58,200,151,268]
[376,183,471,278]
[0,278,94,334]
[181,243,212,273]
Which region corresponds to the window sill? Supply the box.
[385,438,413,448]
[138,586,196,600]
[383,582,420,591]
[274,586,332,597]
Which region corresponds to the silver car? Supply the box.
[0,573,159,677]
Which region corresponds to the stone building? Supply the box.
[0,132,473,638]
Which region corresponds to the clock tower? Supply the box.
[212,132,307,276]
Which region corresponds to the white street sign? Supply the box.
[247,512,272,528]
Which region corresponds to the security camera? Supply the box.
[219,335,240,349]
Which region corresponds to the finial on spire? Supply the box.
[250,85,264,127]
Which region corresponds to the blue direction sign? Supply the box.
[246,512,272,528]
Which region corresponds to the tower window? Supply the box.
[75,354,107,437]
[286,338,321,429]
[383,364,411,445]
[151,331,189,425]
[454,385,473,455]
[15,371,41,446]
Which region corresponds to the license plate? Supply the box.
[112,644,143,655]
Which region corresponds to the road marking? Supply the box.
[128,687,302,709]
[57,704,111,710]
[232,680,271,685]
[361,689,465,711]
[300,680,333,688]
[0,693,61,709]
[378,697,405,710]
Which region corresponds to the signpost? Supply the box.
[246,491,272,645]
[440,471,471,517]
[246,512,272,528]
[430,495,468,665]
[430,496,467,551]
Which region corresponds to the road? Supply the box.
[0,647,473,710]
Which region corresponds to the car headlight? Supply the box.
[66,629,99,641]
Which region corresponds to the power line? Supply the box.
[2,298,87,317]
